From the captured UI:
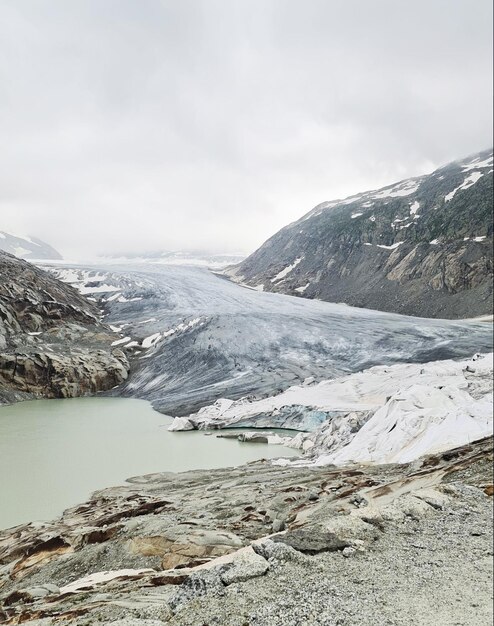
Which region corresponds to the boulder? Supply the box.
[273,525,349,554]
[220,547,269,585]
[412,488,450,510]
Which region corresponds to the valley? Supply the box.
[1,155,492,625]
[2,2,492,622]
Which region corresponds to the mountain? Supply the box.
[0,231,62,260]
[227,148,493,319]
[101,250,245,268]
[0,251,128,404]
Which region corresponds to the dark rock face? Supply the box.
[0,252,129,403]
[229,149,493,319]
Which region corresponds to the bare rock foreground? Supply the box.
[0,436,492,625]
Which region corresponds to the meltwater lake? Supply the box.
[0,397,299,530]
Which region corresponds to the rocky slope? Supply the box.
[0,436,491,625]
[228,148,493,319]
[0,232,62,261]
[0,252,129,404]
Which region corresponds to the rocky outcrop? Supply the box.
[0,251,129,403]
[0,436,492,624]
[228,149,493,318]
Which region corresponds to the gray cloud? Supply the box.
[0,0,492,258]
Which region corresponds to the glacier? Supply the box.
[44,262,493,417]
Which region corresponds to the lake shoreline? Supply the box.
[1,435,492,625]
[0,397,299,531]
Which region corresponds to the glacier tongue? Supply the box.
[181,353,493,466]
[40,262,492,416]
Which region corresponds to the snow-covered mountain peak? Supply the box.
[0,231,62,260]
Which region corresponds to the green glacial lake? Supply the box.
[0,397,299,530]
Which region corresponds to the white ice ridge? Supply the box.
[179,353,493,466]
[111,336,131,346]
[271,257,303,282]
[445,171,484,202]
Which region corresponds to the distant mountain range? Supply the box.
[102,250,245,268]
[0,231,62,260]
[227,148,493,319]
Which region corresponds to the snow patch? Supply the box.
[376,242,403,250]
[445,171,484,202]
[371,180,420,200]
[111,336,131,346]
[271,258,303,283]
[462,154,493,172]
[14,246,33,257]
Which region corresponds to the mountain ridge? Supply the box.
[226,148,493,319]
[0,231,62,260]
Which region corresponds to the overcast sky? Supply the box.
[0,0,492,259]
